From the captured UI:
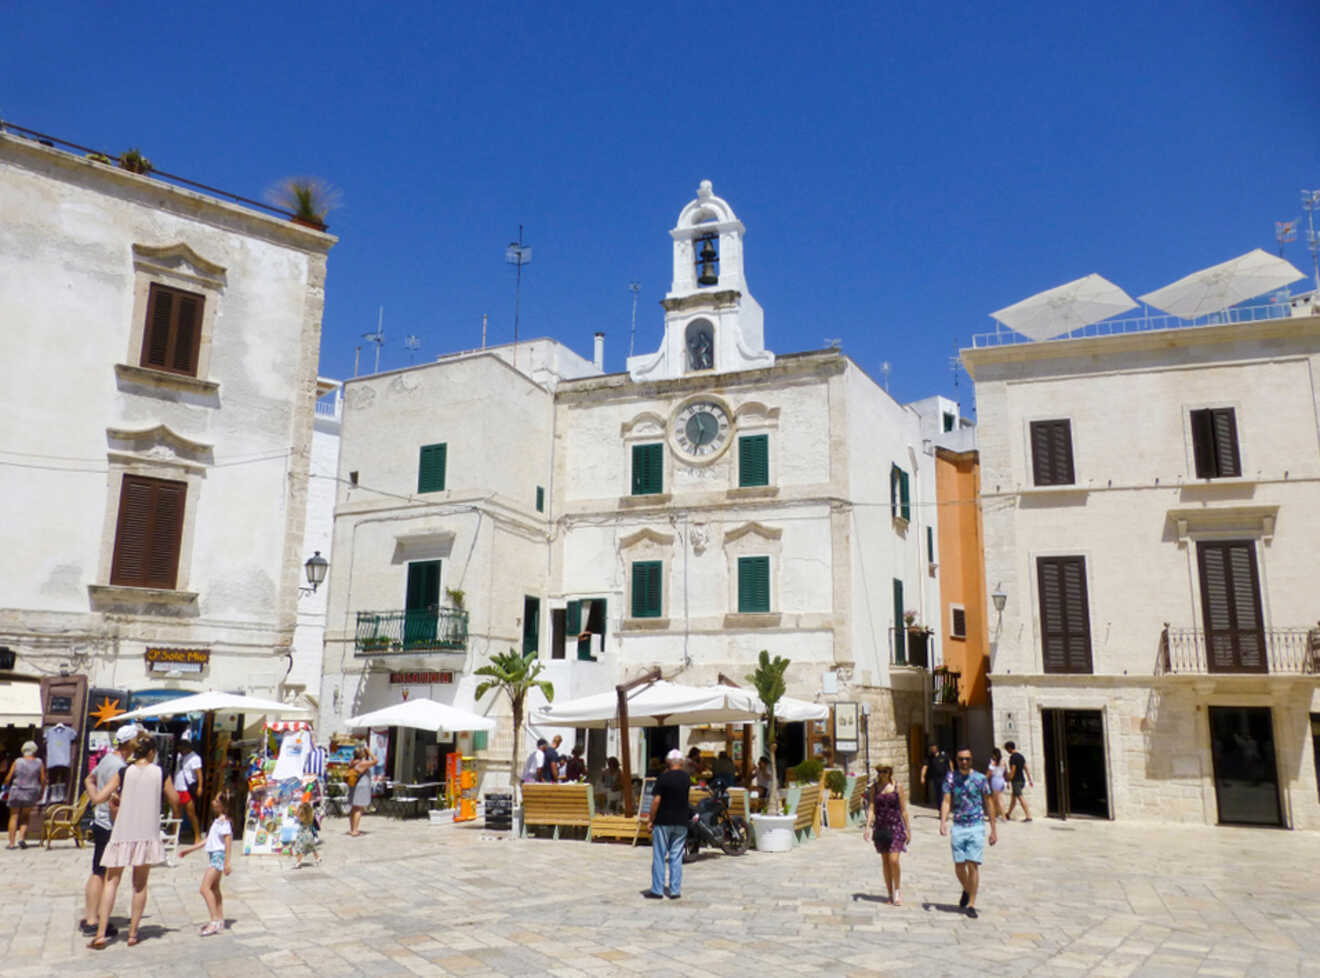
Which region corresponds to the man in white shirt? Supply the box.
[80,725,136,937]
[172,735,204,842]
[523,739,547,783]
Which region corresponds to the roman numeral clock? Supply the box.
[672,398,732,462]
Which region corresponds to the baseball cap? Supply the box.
[114,725,139,744]
[666,749,683,762]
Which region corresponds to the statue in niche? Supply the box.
[687,326,714,371]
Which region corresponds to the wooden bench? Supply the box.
[521,783,595,841]
[847,775,868,825]
[793,783,822,843]
[590,814,650,845]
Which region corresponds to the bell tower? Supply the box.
[627,180,773,382]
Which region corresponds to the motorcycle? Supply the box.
[683,780,749,862]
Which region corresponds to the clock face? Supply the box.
[673,400,731,460]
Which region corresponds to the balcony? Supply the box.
[889,626,931,669]
[932,667,961,706]
[354,609,468,656]
[1157,624,1319,677]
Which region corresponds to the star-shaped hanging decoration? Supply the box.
[89,695,126,727]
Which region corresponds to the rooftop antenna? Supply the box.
[628,282,641,358]
[949,352,962,389]
[362,307,385,374]
[879,360,891,391]
[824,337,842,349]
[1275,219,1297,259]
[404,334,421,362]
[1302,190,1320,291]
[505,226,532,365]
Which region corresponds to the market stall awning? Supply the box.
[347,697,495,733]
[115,690,310,722]
[530,680,763,728]
[0,679,42,726]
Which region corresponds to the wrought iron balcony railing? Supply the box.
[932,667,961,705]
[1157,623,1320,676]
[355,608,468,655]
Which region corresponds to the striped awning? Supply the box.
[265,720,311,732]
[0,679,42,726]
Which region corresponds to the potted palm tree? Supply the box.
[265,176,340,231]
[473,648,554,823]
[825,769,849,828]
[746,649,795,852]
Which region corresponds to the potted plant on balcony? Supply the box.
[474,648,554,815]
[445,588,466,610]
[119,147,152,174]
[747,649,795,852]
[265,176,340,231]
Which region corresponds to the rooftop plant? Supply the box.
[265,176,341,229]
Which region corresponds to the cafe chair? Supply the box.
[42,792,91,849]
[160,817,183,867]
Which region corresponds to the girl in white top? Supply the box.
[181,791,232,936]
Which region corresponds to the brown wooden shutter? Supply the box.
[1030,420,1074,486]
[140,284,204,376]
[172,293,202,374]
[143,286,174,369]
[1037,556,1092,673]
[110,475,186,589]
[1196,540,1265,673]
[1190,408,1241,478]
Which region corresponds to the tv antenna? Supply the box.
[362,307,385,375]
[949,348,963,389]
[879,360,891,391]
[404,334,421,362]
[824,337,842,349]
[1302,190,1320,291]
[505,226,532,362]
[1275,219,1297,258]
[628,282,641,358]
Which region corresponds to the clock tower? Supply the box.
[626,181,775,382]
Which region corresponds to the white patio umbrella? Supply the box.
[772,696,829,723]
[347,697,495,733]
[1139,249,1305,319]
[529,680,763,728]
[990,273,1137,341]
[115,689,310,722]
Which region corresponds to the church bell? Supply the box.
[696,235,719,286]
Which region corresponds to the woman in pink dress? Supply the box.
[865,763,911,906]
[86,732,179,949]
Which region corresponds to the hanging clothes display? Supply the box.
[44,723,77,768]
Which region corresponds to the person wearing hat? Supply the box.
[3,740,45,849]
[172,734,204,843]
[643,749,691,900]
[80,725,137,936]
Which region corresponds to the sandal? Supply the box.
[86,937,108,950]
[126,934,139,947]
[200,921,221,937]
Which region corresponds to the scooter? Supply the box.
[683,780,749,862]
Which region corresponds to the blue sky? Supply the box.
[8,1,1319,410]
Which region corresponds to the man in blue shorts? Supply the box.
[939,747,997,918]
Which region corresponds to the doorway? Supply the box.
[1208,706,1282,826]
[1041,709,1110,819]
[643,725,679,775]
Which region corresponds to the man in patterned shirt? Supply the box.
[939,747,997,918]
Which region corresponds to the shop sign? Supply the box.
[388,671,452,685]
[145,647,210,674]
[833,701,859,752]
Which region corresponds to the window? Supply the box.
[1030,420,1075,486]
[550,608,566,660]
[892,578,905,663]
[535,486,545,512]
[566,598,606,660]
[522,596,540,656]
[890,465,910,521]
[926,525,935,563]
[417,443,447,493]
[110,474,187,589]
[140,283,204,376]
[1190,408,1241,479]
[1036,556,1093,673]
[950,606,966,639]
[738,435,769,488]
[631,443,663,495]
[404,560,441,646]
[1196,540,1265,673]
[631,561,663,618]
[942,412,956,433]
[737,556,771,613]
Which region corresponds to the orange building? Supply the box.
[932,445,992,756]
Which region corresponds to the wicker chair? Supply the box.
[42,792,91,849]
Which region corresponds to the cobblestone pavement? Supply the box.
[2,806,1318,977]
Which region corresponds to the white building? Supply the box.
[963,309,1320,828]
[0,130,333,711]
[321,182,946,792]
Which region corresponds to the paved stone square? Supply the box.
[2,806,1318,977]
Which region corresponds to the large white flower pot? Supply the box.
[749,813,795,852]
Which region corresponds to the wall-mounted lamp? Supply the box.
[300,551,329,595]
[991,583,1007,614]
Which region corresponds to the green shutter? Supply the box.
[737,556,771,613]
[418,443,447,493]
[473,731,488,751]
[566,600,582,636]
[892,578,906,664]
[631,561,662,618]
[535,486,545,512]
[738,435,769,487]
[523,596,540,655]
[900,469,911,521]
[926,525,934,562]
[631,443,663,495]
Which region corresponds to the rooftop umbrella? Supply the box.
[115,689,309,722]
[347,697,495,733]
[990,273,1137,341]
[1139,249,1305,319]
